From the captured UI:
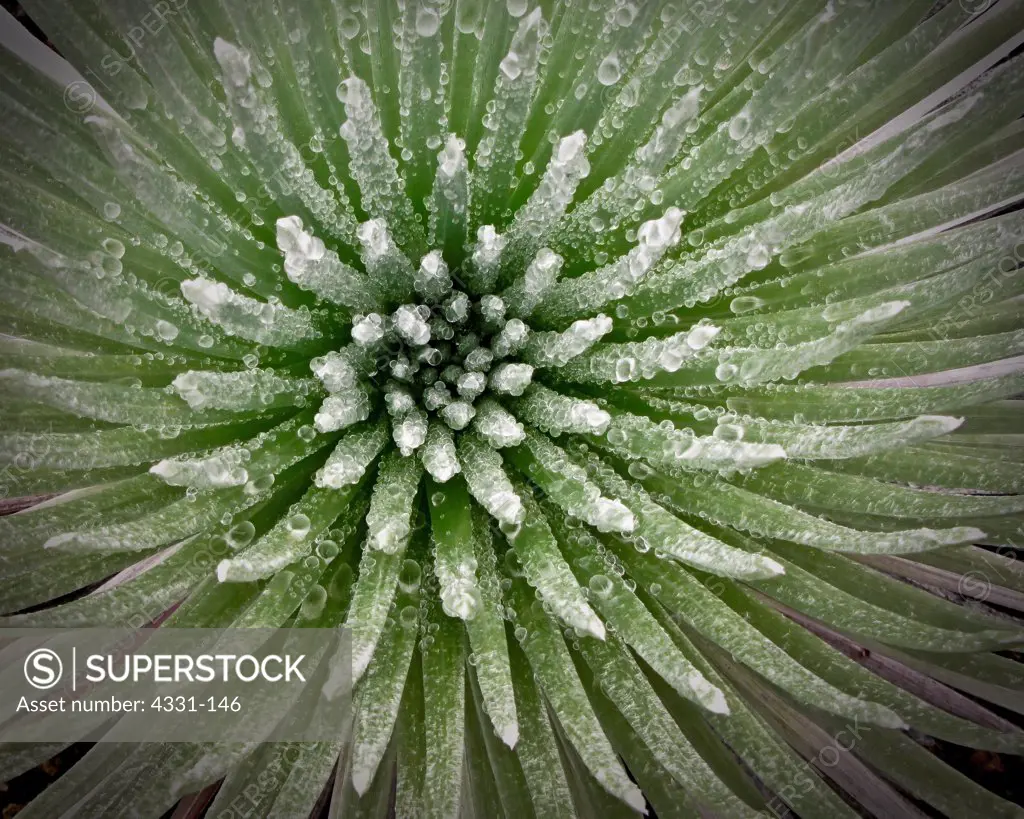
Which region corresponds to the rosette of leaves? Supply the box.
[1,0,1024,816]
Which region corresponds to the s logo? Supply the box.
[24,648,63,690]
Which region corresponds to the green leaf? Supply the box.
[508,579,645,813]
[421,613,467,817]
[351,590,419,795]
[606,537,905,728]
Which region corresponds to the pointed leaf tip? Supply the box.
[500,722,520,749]
[351,767,371,797]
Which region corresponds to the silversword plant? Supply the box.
[1,0,1024,816]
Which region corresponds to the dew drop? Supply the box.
[102,238,125,258]
[226,521,256,549]
[155,320,179,342]
[588,574,614,598]
[399,559,423,593]
[317,539,339,560]
[597,52,621,86]
[728,112,751,141]
[339,15,360,39]
[245,473,275,494]
[415,8,440,36]
[730,295,766,315]
[400,605,419,627]
[287,513,311,539]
